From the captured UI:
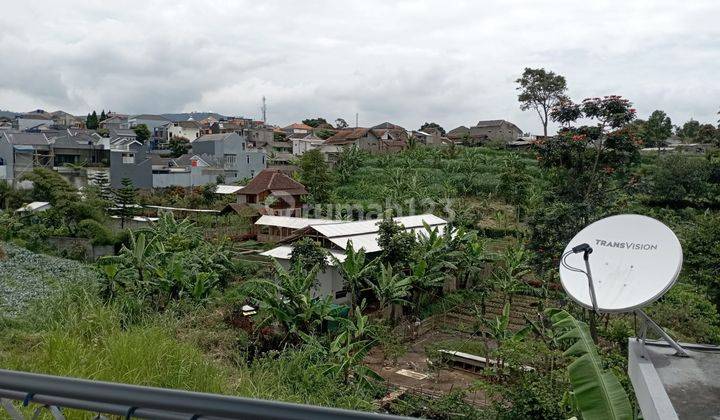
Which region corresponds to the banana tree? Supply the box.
[300,306,382,389]
[368,264,413,323]
[330,241,377,314]
[546,309,632,420]
[248,261,336,340]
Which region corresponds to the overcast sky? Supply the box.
[1,1,719,133]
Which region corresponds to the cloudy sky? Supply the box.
[1,1,719,133]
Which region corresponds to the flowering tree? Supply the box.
[536,95,640,201]
[529,95,641,272]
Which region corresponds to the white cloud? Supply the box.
[0,0,718,132]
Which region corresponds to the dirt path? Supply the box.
[365,330,488,406]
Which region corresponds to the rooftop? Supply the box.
[629,338,720,419]
[240,169,308,195]
[255,215,345,230]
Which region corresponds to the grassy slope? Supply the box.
[0,246,376,413]
[0,242,101,317]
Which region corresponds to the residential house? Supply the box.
[253,214,344,242]
[99,115,129,130]
[14,113,54,131]
[292,132,325,156]
[110,132,266,188]
[128,114,171,135]
[51,133,108,167]
[235,169,307,215]
[0,132,52,184]
[246,126,274,149]
[261,214,448,303]
[283,123,313,137]
[449,120,523,144]
[0,131,110,185]
[321,125,407,162]
[191,132,266,181]
[155,120,202,145]
[50,111,83,128]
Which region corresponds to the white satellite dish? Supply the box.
[559,214,689,356]
[559,214,682,312]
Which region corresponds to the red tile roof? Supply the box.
[283,122,313,131]
[239,169,308,195]
[325,128,373,144]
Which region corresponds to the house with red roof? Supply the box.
[236,169,308,216]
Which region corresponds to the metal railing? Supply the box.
[0,369,407,420]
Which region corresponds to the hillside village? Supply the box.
[0,109,537,190]
[2,68,720,419]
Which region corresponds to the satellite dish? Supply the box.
[559,214,683,313]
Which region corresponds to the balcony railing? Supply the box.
[0,369,406,419]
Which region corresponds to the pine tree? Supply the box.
[114,177,138,229]
[86,111,99,129]
[100,110,107,121]
[89,171,113,201]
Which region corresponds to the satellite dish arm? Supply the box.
[581,246,599,314]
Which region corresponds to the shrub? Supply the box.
[77,219,115,246]
[646,283,720,344]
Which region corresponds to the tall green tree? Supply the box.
[643,110,673,147]
[676,119,701,142]
[86,111,99,129]
[290,237,328,274]
[114,177,138,229]
[302,117,328,128]
[133,124,151,143]
[334,118,348,129]
[296,149,332,203]
[100,110,107,121]
[697,123,719,144]
[516,68,568,137]
[419,122,446,136]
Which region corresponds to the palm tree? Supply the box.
[368,264,412,322]
[330,241,376,314]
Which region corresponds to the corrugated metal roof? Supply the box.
[311,214,446,238]
[255,215,345,230]
[260,245,347,264]
[16,202,51,212]
[215,184,244,194]
[327,225,448,253]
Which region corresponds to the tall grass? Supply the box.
[1,289,228,393]
[0,282,378,414]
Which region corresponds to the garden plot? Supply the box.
[0,242,101,317]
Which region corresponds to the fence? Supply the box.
[0,369,407,420]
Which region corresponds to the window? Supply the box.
[242,142,246,150]
[246,155,250,164]
[262,155,265,165]
[122,153,135,164]
[224,154,236,165]
[0,157,4,165]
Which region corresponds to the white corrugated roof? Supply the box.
[260,245,347,264]
[255,215,345,230]
[311,214,446,238]
[215,184,244,194]
[327,224,448,253]
[16,201,51,212]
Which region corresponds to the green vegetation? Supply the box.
[2,69,720,419]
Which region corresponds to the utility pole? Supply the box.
[355,112,358,128]
[261,96,267,123]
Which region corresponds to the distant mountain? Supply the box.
[0,110,19,119]
[161,112,231,122]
